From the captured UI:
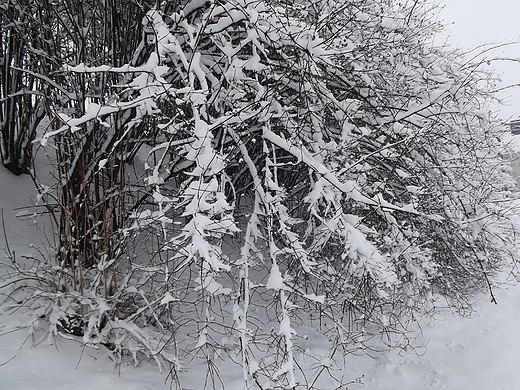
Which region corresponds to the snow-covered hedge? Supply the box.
[4,0,519,388]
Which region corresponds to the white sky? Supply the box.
[437,0,520,120]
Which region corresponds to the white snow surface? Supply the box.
[1,165,520,389]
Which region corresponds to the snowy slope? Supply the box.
[1,164,520,389]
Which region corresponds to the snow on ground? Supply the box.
[1,164,520,389]
[365,287,520,390]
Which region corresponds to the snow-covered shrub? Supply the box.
[9,0,518,388]
[0,0,49,174]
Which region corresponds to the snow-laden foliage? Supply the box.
[4,0,519,388]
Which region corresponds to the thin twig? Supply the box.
[1,209,14,263]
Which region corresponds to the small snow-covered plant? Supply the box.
[15,0,519,388]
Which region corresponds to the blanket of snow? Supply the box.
[1,164,520,389]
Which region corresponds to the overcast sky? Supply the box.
[437,0,520,120]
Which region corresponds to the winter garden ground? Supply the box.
[2,150,520,390]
